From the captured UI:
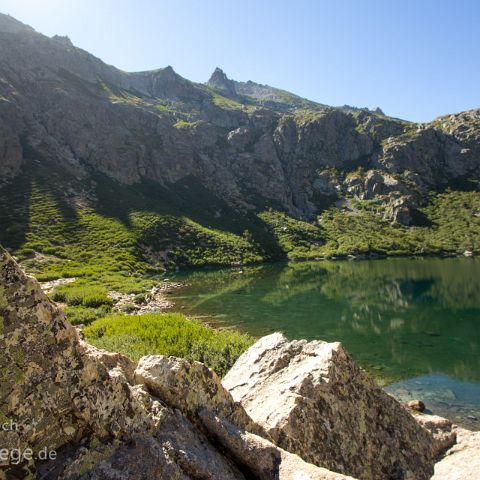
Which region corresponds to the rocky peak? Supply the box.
[159,64,176,77]
[51,34,74,47]
[0,12,34,34]
[138,64,208,101]
[207,67,237,97]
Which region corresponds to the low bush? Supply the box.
[52,284,113,308]
[64,305,111,326]
[84,313,255,377]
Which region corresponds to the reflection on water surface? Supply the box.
[173,258,480,428]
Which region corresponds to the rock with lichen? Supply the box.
[223,332,437,480]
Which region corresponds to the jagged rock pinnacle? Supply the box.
[207,67,237,97]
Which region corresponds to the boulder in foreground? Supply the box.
[223,333,436,480]
[432,427,480,480]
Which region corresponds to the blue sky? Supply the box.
[1,0,479,122]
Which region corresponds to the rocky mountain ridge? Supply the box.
[0,12,478,225]
[206,66,328,112]
[206,67,384,116]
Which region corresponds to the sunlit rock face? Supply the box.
[0,246,352,480]
[0,246,159,477]
[224,333,437,480]
[432,427,480,480]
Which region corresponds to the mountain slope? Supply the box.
[0,11,479,284]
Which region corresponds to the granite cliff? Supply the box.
[0,12,478,236]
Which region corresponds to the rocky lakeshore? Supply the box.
[1,246,479,479]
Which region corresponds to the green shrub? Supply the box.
[84,313,255,377]
[52,284,113,308]
[64,305,111,325]
[134,293,146,304]
[119,303,138,313]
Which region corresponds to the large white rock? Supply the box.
[432,428,480,480]
[223,333,436,480]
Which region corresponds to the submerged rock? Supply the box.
[407,399,426,412]
[223,333,436,480]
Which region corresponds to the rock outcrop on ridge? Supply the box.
[0,245,353,479]
[223,333,439,480]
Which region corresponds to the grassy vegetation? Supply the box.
[84,313,254,376]
[293,109,326,125]
[258,209,325,259]
[0,152,261,369]
[201,85,253,112]
[258,190,480,259]
[0,141,287,322]
[422,190,480,253]
[64,305,112,326]
[0,147,272,326]
[317,207,425,257]
[132,212,262,268]
[1,155,478,285]
[320,191,480,257]
[51,284,113,308]
[97,78,146,107]
[173,119,197,129]
[2,162,478,272]
[242,87,325,112]
[211,92,245,110]
[267,87,324,110]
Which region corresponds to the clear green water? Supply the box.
[172,257,480,429]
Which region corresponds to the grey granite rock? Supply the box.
[223,333,436,480]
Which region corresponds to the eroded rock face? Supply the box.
[223,333,436,480]
[0,246,350,479]
[134,355,266,438]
